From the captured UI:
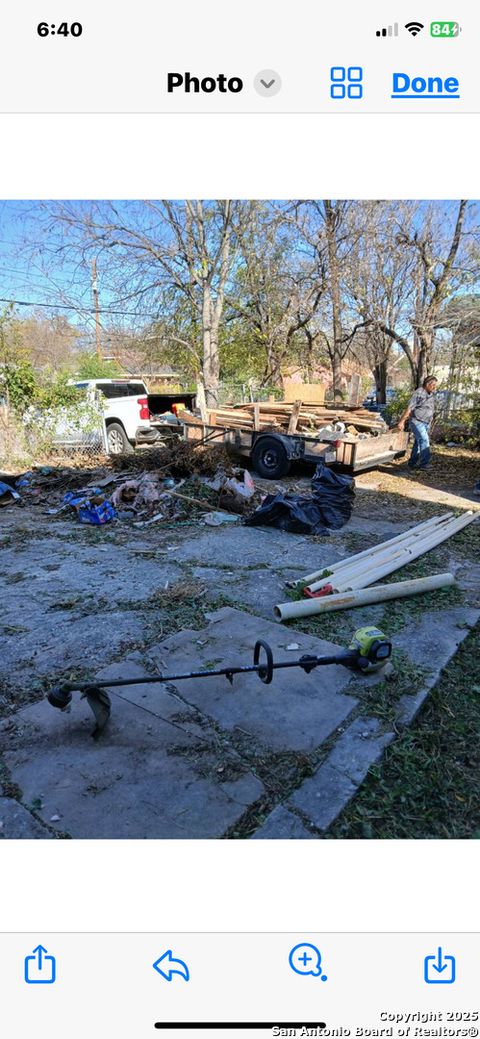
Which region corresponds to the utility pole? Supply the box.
[92,258,101,359]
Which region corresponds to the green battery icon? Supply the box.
[430,21,461,37]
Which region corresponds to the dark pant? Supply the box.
[408,419,431,469]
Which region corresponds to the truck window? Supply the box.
[95,382,146,399]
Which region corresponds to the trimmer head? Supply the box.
[47,687,73,710]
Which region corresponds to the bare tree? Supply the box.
[375,201,470,386]
[38,200,247,406]
[436,294,480,410]
[14,311,81,370]
[345,202,416,402]
[230,204,326,386]
[158,201,237,405]
[294,201,358,401]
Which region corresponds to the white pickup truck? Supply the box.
[61,379,196,454]
[70,378,154,453]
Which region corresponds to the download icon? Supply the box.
[424,947,456,984]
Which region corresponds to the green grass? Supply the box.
[447,522,480,563]
[327,619,480,839]
[345,651,428,726]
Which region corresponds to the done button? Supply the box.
[391,72,460,98]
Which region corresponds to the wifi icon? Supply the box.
[405,21,425,36]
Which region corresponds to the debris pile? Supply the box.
[51,467,258,527]
[0,440,259,528]
[110,440,235,477]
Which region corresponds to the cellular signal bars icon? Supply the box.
[376,23,399,37]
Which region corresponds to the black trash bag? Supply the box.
[245,462,355,535]
[310,461,355,529]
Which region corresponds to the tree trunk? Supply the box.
[324,201,344,402]
[202,285,220,407]
[331,352,341,402]
[415,333,431,387]
[373,360,387,404]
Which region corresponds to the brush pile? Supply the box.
[110,440,235,477]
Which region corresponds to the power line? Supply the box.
[0,296,160,319]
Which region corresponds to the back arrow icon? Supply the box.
[153,950,190,982]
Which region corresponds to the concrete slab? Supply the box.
[288,761,357,832]
[455,563,480,602]
[289,716,394,830]
[94,659,205,737]
[193,567,300,620]
[0,611,152,680]
[394,606,479,669]
[321,716,394,783]
[395,606,479,725]
[148,608,358,752]
[0,690,264,839]
[173,526,343,572]
[2,543,182,607]
[250,805,317,839]
[0,797,52,839]
[339,516,408,537]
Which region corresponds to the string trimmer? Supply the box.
[47,626,392,738]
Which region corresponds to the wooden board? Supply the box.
[283,380,326,404]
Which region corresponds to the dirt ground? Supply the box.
[1,444,479,839]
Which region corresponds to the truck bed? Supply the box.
[148,391,197,418]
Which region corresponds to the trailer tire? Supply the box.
[106,422,134,455]
[251,437,291,479]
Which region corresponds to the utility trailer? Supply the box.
[182,415,408,478]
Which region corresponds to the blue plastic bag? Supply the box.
[0,480,20,505]
[63,488,116,525]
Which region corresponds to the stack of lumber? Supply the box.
[183,401,387,436]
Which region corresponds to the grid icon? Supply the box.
[330,66,364,99]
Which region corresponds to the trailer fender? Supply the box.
[251,433,304,479]
[253,432,305,460]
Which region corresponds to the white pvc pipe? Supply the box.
[305,511,476,595]
[306,531,440,594]
[298,512,454,587]
[334,511,476,593]
[307,543,415,595]
[274,573,455,621]
[304,514,456,595]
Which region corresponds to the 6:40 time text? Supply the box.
[37,22,83,37]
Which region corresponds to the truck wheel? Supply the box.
[106,422,134,455]
[251,437,291,479]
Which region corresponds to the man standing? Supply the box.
[397,376,438,470]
